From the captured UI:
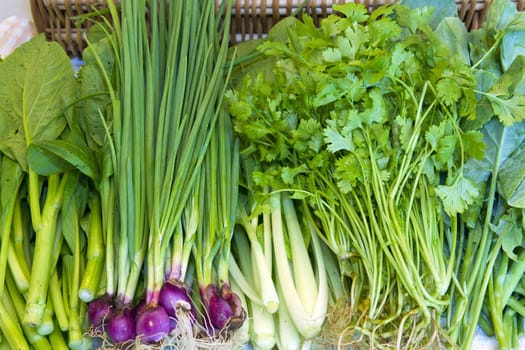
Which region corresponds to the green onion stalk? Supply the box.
[138,0,237,343]
[193,106,245,338]
[82,0,245,345]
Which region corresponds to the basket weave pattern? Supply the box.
[31,0,525,56]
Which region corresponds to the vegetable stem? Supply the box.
[24,173,69,327]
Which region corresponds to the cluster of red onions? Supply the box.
[88,280,245,345]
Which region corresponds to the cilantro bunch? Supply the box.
[227,2,488,348]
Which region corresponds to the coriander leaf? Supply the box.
[389,44,415,78]
[394,115,413,151]
[435,174,480,216]
[258,41,294,57]
[320,15,345,37]
[335,36,352,59]
[483,56,525,125]
[332,3,369,23]
[292,119,323,154]
[343,23,369,61]
[436,134,457,164]
[324,124,354,153]
[360,88,387,125]
[367,16,402,45]
[334,154,361,192]
[395,5,433,33]
[425,123,446,151]
[313,80,343,107]
[486,93,525,125]
[281,164,309,185]
[322,48,342,63]
[490,55,525,96]
[229,100,252,120]
[437,77,462,106]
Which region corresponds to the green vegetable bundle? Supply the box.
[226,0,525,348]
[0,0,524,349]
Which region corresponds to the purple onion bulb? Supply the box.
[159,280,194,329]
[87,294,113,327]
[107,307,136,344]
[135,304,171,343]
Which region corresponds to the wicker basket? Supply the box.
[31,0,525,56]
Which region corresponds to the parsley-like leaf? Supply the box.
[435,174,480,216]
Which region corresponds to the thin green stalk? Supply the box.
[65,196,85,349]
[37,299,54,336]
[49,271,68,331]
[0,296,29,350]
[48,321,70,350]
[5,271,52,350]
[507,297,525,318]
[100,177,116,297]
[0,157,24,297]
[451,124,509,347]
[79,194,104,302]
[10,195,30,292]
[463,231,505,348]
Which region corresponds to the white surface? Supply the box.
[0,0,32,22]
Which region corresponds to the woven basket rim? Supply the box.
[30,0,525,56]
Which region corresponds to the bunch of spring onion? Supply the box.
[83,0,246,346]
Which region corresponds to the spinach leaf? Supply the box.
[435,17,470,64]
[0,34,76,171]
[498,132,525,208]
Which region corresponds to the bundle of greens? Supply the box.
[0,33,95,349]
[82,0,246,347]
[439,1,525,348]
[0,0,246,348]
[226,0,524,348]
[0,0,524,349]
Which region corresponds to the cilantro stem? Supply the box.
[471,31,504,70]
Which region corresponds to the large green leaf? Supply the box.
[60,172,88,254]
[77,37,115,149]
[501,30,525,71]
[27,139,99,180]
[0,156,24,214]
[484,0,519,32]
[499,133,525,208]
[435,17,470,65]
[465,119,525,184]
[0,34,76,171]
